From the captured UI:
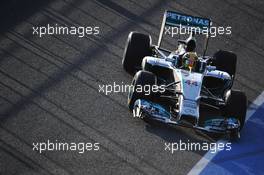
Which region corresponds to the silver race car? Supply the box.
[122,11,247,140]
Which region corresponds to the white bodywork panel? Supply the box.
[175,69,203,119]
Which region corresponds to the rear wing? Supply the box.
[157,10,211,48]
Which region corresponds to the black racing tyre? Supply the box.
[128,70,157,111]
[122,32,152,74]
[213,50,237,77]
[228,128,241,141]
[225,90,247,130]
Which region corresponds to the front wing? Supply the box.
[133,99,240,134]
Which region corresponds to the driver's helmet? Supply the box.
[182,52,198,71]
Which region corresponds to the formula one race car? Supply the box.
[122,11,247,140]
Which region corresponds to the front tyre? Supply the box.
[225,90,247,134]
[128,70,157,111]
[228,128,241,141]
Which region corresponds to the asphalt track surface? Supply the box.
[0,0,264,175]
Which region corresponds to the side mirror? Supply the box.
[206,65,216,72]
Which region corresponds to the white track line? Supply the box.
[187,91,264,175]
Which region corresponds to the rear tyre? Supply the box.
[128,70,157,111]
[228,128,240,141]
[225,90,247,130]
[122,32,152,74]
[213,50,237,77]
